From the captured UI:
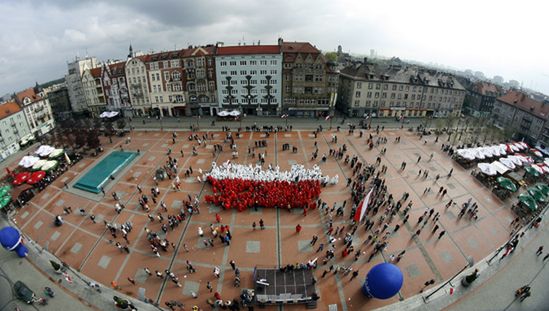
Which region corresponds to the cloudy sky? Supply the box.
[1,0,548,96]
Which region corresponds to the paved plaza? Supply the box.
[10,127,517,310]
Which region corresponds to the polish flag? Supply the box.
[354,188,374,222]
[203,162,332,211]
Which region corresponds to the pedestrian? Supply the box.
[544,253,549,262]
[259,219,265,230]
[394,224,400,232]
[90,214,96,223]
[206,281,213,292]
[296,224,302,234]
[144,267,152,276]
[127,277,136,285]
[111,280,120,290]
[213,266,220,278]
[438,230,446,240]
[351,270,359,280]
[215,213,221,223]
[230,260,236,270]
[321,270,329,278]
[536,246,544,256]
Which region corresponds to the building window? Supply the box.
[355,91,361,98]
[270,70,277,75]
[270,60,277,65]
[356,82,362,88]
[260,60,267,65]
[260,70,267,75]
[240,61,247,66]
[229,61,236,66]
[250,60,257,65]
[230,71,237,75]
[220,61,227,66]
[240,70,247,75]
[250,70,257,75]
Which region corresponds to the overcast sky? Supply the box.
[1,0,548,96]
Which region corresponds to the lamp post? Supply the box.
[423,256,474,302]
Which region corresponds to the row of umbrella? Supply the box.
[217,110,241,117]
[517,184,548,211]
[12,171,47,186]
[477,155,537,176]
[456,142,529,160]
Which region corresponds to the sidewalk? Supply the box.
[374,208,549,311]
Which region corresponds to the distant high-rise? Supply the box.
[492,75,504,84]
[65,56,99,113]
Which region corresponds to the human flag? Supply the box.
[354,188,374,222]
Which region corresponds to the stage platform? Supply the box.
[253,267,318,307]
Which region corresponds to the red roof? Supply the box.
[15,87,41,104]
[0,101,22,120]
[473,82,501,96]
[216,45,280,56]
[281,42,319,54]
[90,67,102,78]
[498,90,549,120]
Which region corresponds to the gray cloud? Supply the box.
[1,0,548,96]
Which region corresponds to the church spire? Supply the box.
[128,43,134,58]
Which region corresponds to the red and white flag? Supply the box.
[325,115,331,121]
[281,114,288,118]
[354,188,374,222]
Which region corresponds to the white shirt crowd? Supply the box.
[203,161,338,184]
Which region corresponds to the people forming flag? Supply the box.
[203,162,338,211]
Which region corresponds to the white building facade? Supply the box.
[0,102,32,161]
[215,45,283,116]
[15,87,54,138]
[65,57,99,113]
[125,56,151,116]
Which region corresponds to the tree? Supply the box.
[116,119,126,131]
[324,52,337,62]
[104,121,115,136]
[87,130,101,149]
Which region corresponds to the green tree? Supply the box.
[324,52,337,62]
[116,118,126,131]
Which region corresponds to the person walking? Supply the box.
[351,270,359,280]
[438,230,446,240]
[296,224,302,234]
[230,260,236,270]
[206,281,213,292]
[127,277,136,285]
[536,245,544,256]
[259,219,265,230]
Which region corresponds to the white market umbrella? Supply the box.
[478,163,497,176]
[229,110,241,117]
[32,159,47,170]
[491,161,509,175]
[544,158,549,166]
[19,156,40,168]
[217,111,229,117]
[41,160,58,171]
[499,157,516,170]
[48,149,64,159]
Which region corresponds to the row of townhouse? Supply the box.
[0,85,55,160]
[337,58,466,118]
[492,90,549,147]
[65,38,338,118]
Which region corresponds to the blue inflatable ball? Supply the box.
[0,226,21,249]
[15,244,28,258]
[362,263,403,299]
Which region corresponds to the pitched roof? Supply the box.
[340,63,465,90]
[90,67,102,78]
[473,82,502,96]
[281,42,319,54]
[0,101,22,120]
[15,87,42,104]
[497,90,549,120]
[108,61,126,77]
[216,45,280,56]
